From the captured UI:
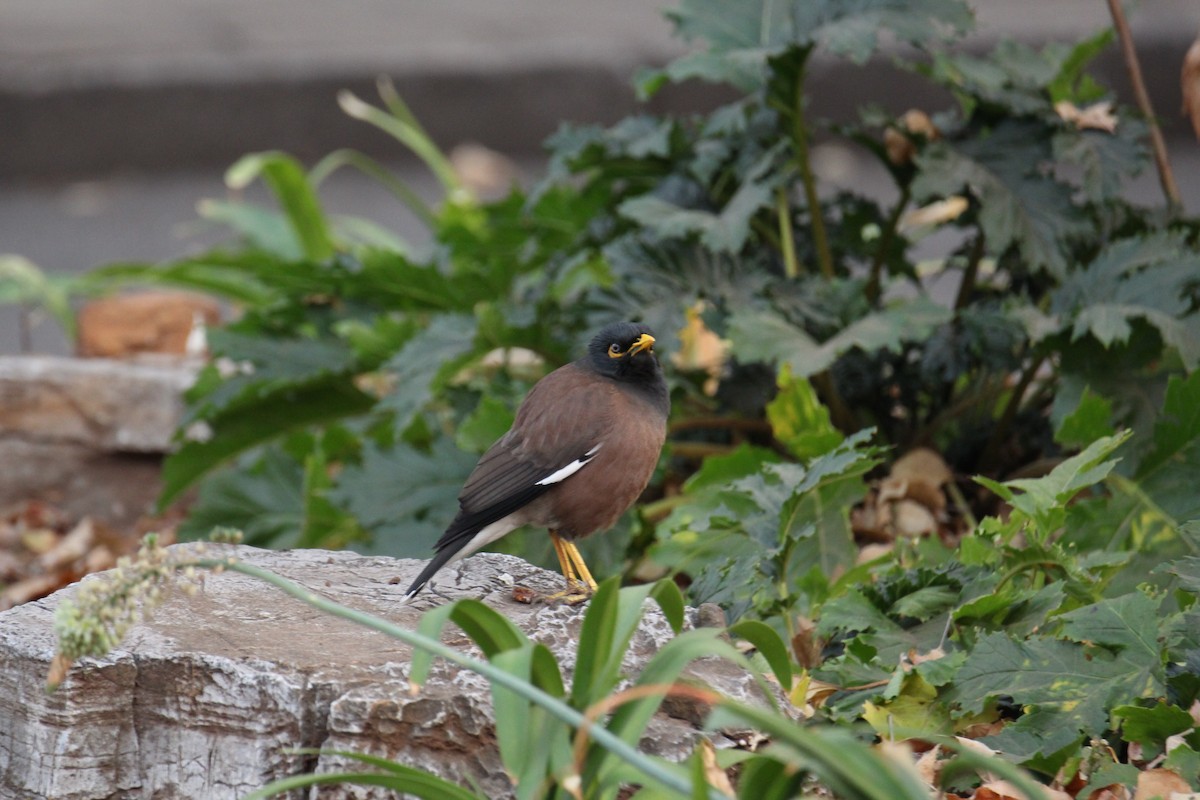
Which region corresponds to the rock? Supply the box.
[0,547,785,799]
[76,291,220,358]
[0,355,197,452]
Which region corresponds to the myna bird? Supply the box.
[404,321,669,601]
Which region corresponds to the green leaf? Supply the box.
[977,430,1131,539]
[728,298,953,376]
[455,394,515,454]
[225,151,335,261]
[1111,702,1194,751]
[1134,371,1200,524]
[952,593,1165,744]
[196,199,303,260]
[1051,233,1200,370]
[617,146,781,253]
[161,377,376,507]
[728,619,793,690]
[766,364,843,460]
[913,123,1090,278]
[331,437,477,558]
[376,314,480,430]
[1055,388,1114,448]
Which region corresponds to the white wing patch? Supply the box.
[535,443,603,486]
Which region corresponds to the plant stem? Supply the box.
[866,184,910,306]
[1105,0,1182,212]
[775,187,801,279]
[979,355,1046,473]
[954,233,986,312]
[791,63,835,280]
[812,370,856,433]
[188,558,713,799]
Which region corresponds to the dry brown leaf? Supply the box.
[892,447,954,485]
[1134,768,1192,800]
[698,738,736,797]
[975,780,1072,800]
[915,744,942,787]
[1090,787,1132,800]
[900,196,970,232]
[1055,100,1118,132]
[19,528,59,555]
[37,517,96,571]
[791,614,822,669]
[1183,35,1200,142]
[893,499,938,537]
[0,573,62,611]
[857,542,895,564]
[449,143,521,198]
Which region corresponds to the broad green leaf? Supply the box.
[1156,556,1200,593]
[1134,371,1200,524]
[1050,233,1200,370]
[913,123,1090,278]
[728,619,793,689]
[953,594,1165,741]
[1055,388,1114,448]
[455,394,515,454]
[377,314,480,430]
[177,445,306,545]
[729,298,952,377]
[196,198,302,260]
[1111,702,1194,751]
[226,151,335,261]
[161,377,375,507]
[977,430,1131,538]
[766,364,843,460]
[617,146,781,254]
[332,437,477,558]
[863,672,952,738]
[667,0,972,76]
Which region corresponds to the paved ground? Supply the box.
[2,0,1198,354]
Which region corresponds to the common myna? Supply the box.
[404,322,669,601]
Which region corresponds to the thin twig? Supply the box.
[953,234,986,312]
[1105,0,1182,211]
[791,62,835,279]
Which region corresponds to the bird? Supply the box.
[403,321,669,602]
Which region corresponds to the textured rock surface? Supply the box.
[0,546,780,799]
[0,355,196,451]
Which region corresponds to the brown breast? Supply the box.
[528,381,666,539]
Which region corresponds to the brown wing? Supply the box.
[432,363,617,551]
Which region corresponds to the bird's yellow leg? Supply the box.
[550,531,581,586]
[562,540,598,592]
[533,531,591,604]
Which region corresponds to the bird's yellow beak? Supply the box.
[628,333,655,356]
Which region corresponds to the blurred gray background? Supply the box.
[3,0,1199,355]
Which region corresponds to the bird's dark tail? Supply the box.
[402,544,464,600]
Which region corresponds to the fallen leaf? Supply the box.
[900,196,970,232]
[1134,768,1191,800]
[19,527,59,555]
[891,448,954,485]
[1183,35,1200,142]
[37,517,96,571]
[698,738,736,797]
[893,499,938,537]
[915,744,942,787]
[975,780,1073,800]
[1055,100,1119,132]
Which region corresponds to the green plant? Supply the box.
[50,532,1053,799]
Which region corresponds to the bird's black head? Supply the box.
[585,322,663,385]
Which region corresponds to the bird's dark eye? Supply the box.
[608,343,622,356]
